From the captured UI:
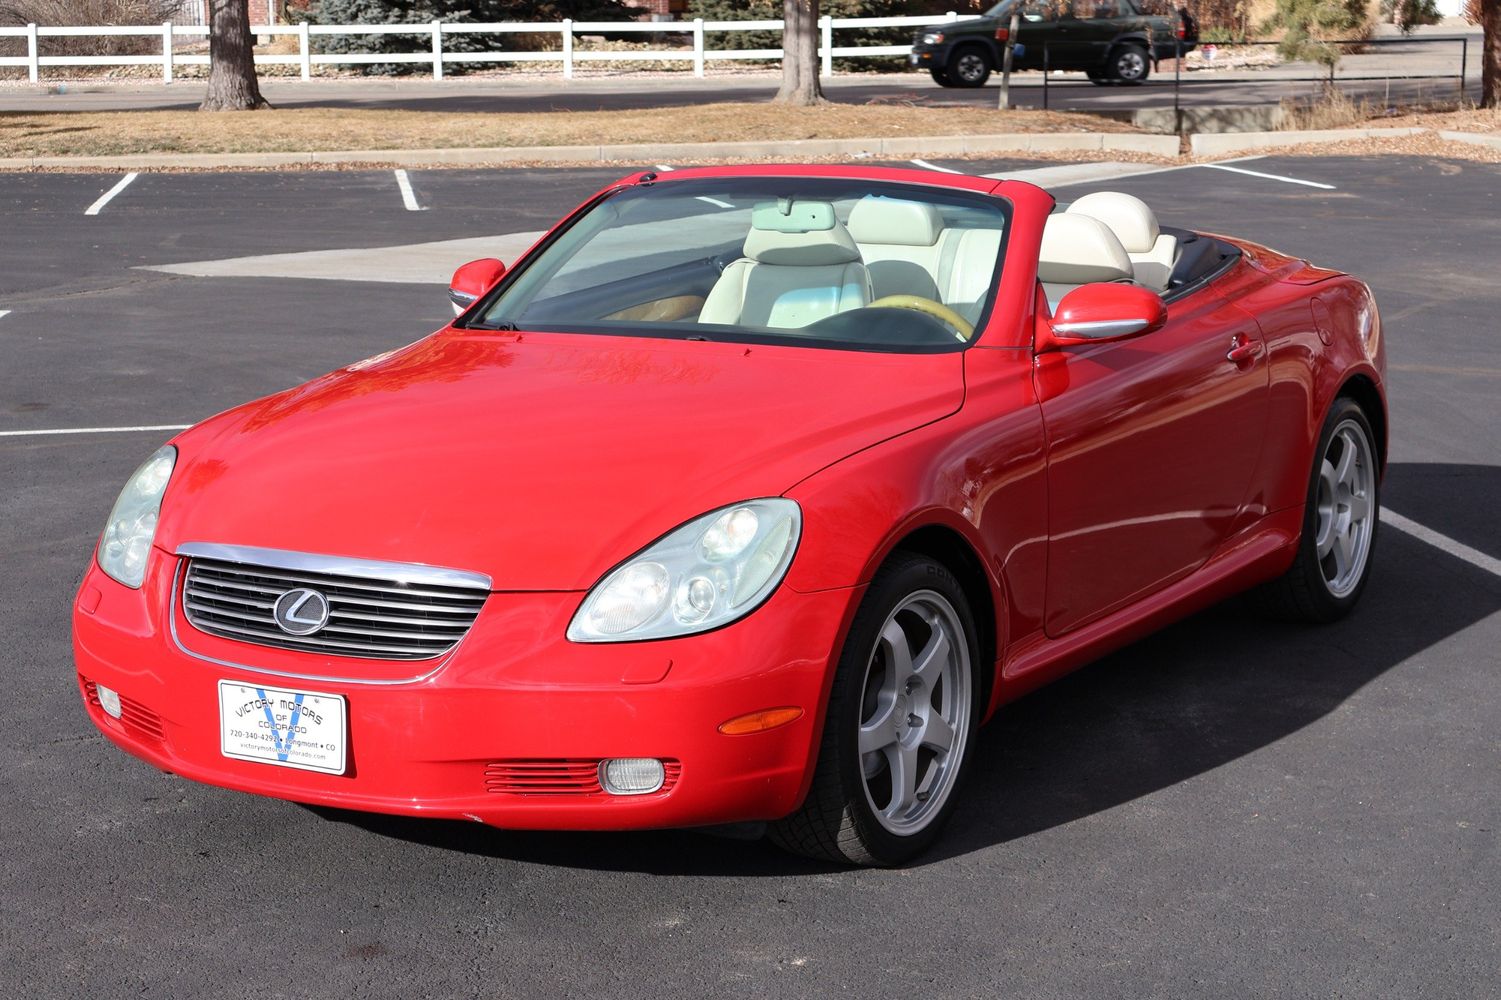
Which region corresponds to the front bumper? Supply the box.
[72,551,859,830]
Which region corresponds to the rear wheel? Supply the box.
[929,66,955,87]
[769,552,982,866]
[1252,397,1379,622]
[1110,43,1151,84]
[946,44,992,87]
[1086,68,1112,85]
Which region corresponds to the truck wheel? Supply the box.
[1110,43,1151,84]
[929,66,955,87]
[946,45,992,88]
[1086,68,1112,86]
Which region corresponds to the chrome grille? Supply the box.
[180,548,489,661]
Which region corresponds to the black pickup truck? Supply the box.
[910,0,1196,87]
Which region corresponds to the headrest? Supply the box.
[743,201,862,267]
[1038,214,1134,285]
[846,197,944,247]
[1065,191,1160,254]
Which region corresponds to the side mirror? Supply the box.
[449,258,506,315]
[1036,283,1167,352]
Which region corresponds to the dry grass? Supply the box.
[0,103,1140,158]
[1281,92,1501,134]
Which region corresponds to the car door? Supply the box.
[1035,292,1270,636]
[1011,0,1075,68]
[1073,0,1126,64]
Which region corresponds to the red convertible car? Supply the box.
[74,165,1385,865]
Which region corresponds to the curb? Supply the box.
[0,130,1180,171]
[1189,126,1426,156]
[1437,129,1501,150]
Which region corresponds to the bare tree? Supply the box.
[1468,0,1499,108]
[775,0,822,105]
[201,0,269,111]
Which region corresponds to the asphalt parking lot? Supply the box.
[3,154,1499,998]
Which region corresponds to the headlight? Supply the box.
[97,445,176,588]
[567,499,801,643]
[922,31,944,44]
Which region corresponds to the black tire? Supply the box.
[769,552,983,866]
[1109,43,1151,84]
[929,66,955,87]
[945,44,992,88]
[1086,68,1112,86]
[1251,396,1380,623]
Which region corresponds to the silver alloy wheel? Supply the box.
[857,590,973,836]
[955,52,987,82]
[1115,49,1146,80]
[1315,418,1376,599]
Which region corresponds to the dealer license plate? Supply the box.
[218,680,347,775]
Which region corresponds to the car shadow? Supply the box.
[317,461,1501,874]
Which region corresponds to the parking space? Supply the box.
[3,154,1500,997]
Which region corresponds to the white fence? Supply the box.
[0,13,964,84]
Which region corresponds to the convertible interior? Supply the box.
[496,185,1240,349]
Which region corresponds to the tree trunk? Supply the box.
[775,0,823,106]
[201,0,270,112]
[1481,0,1499,108]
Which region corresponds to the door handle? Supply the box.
[1227,335,1263,365]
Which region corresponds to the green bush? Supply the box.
[308,0,630,75]
[1381,0,1443,33]
[685,0,963,71]
[1260,0,1370,66]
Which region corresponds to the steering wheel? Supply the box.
[866,295,974,340]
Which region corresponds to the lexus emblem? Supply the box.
[272,588,330,636]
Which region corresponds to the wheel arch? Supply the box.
[885,523,1000,712]
[950,37,1000,67]
[1338,372,1388,475]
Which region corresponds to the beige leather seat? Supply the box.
[1037,213,1135,309]
[699,203,871,329]
[847,197,946,300]
[1065,191,1178,291]
[847,196,1005,325]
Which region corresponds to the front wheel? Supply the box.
[769,552,982,866]
[1110,44,1151,84]
[1252,397,1379,622]
[946,45,992,88]
[929,66,955,87]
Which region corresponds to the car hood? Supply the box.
[158,331,964,591]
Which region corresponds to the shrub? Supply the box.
[307,0,632,75]
[0,0,183,57]
[1380,0,1442,32]
[685,0,964,71]
[1260,0,1371,66]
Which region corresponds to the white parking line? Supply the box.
[1195,162,1336,190]
[653,164,677,172]
[393,170,424,212]
[0,310,10,320]
[910,159,962,174]
[0,424,190,439]
[695,196,735,209]
[85,172,139,216]
[1383,508,1501,579]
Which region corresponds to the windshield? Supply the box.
[470,177,1011,353]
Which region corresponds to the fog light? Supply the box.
[96,683,123,719]
[599,758,665,795]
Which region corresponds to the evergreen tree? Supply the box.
[308,0,628,74]
[1260,0,1370,67]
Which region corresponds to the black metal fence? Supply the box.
[1033,34,1474,117]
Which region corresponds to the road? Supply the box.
[2,154,1499,998]
[0,31,1478,116]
